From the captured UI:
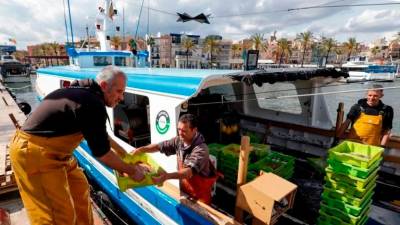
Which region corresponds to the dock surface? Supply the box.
[0,82,28,224]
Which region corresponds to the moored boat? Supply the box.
[341,56,396,82]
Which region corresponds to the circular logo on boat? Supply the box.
[156,110,170,134]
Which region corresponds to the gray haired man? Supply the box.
[9,66,148,225]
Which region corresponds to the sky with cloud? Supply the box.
[1,0,400,50]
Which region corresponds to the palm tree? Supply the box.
[277,38,292,66]
[322,37,336,67]
[231,44,240,58]
[182,37,196,68]
[370,46,380,59]
[344,37,357,61]
[296,31,313,67]
[335,48,344,64]
[110,36,122,49]
[250,33,268,52]
[203,36,220,67]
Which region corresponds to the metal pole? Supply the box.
[62,0,70,44]
[67,0,75,47]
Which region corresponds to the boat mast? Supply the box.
[96,0,115,51]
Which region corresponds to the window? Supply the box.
[113,93,151,147]
[93,56,112,66]
[115,57,127,66]
[253,83,302,114]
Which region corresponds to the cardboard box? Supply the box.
[236,173,297,224]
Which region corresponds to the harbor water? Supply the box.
[7,76,400,134]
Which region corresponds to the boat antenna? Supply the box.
[135,0,145,39]
[67,0,75,48]
[62,0,70,44]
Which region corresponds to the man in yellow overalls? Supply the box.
[9,66,149,225]
[338,85,393,146]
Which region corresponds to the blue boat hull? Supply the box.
[74,141,214,225]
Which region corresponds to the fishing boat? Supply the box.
[33,0,400,224]
[341,56,397,82]
[0,50,31,83]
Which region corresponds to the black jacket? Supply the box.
[22,79,110,157]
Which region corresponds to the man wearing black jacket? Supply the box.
[9,66,148,225]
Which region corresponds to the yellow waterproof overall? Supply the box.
[348,112,383,146]
[9,130,93,225]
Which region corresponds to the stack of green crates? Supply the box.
[247,151,295,181]
[213,143,294,189]
[318,141,384,225]
[208,143,225,159]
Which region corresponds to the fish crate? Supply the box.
[317,207,369,225]
[324,175,376,199]
[327,158,381,179]
[248,156,293,178]
[321,192,372,217]
[319,201,370,225]
[251,143,270,161]
[322,186,375,207]
[328,141,384,169]
[325,166,379,189]
[208,143,225,159]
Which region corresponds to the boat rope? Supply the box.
[127,1,400,19]
[277,85,400,99]
[188,85,400,106]
[6,85,32,91]
[135,0,145,39]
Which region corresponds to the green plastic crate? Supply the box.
[325,166,378,189]
[222,143,241,156]
[208,143,225,158]
[327,158,381,179]
[328,141,384,168]
[318,208,369,225]
[319,202,370,224]
[248,156,287,173]
[324,174,377,199]
[321,193,372,216]
[323,186,374,207]
[252,143,270,160]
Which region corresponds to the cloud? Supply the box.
[344,9,400,33]
[1,0,399,49]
